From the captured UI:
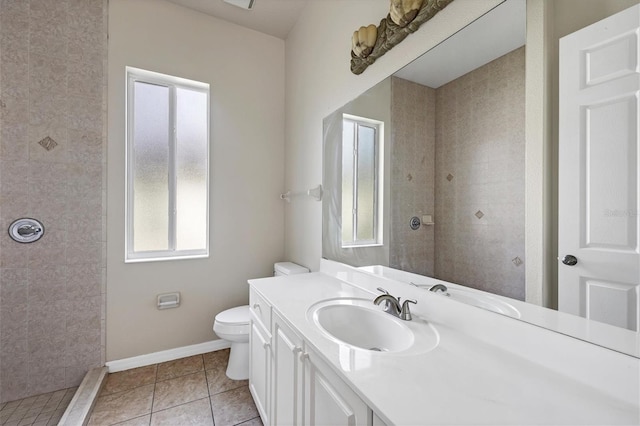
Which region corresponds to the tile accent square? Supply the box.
[512,256,523,267]
[37,136,58,151]
[475,210,485,219]
[446,173,454,181]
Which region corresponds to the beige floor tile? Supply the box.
[150,398,213,426]
[88,384,154,426]
[237,417,263,426]
[156,355,204,381]
[152,371,208,412]
[210,387,258,426]
[205,362,247,395]
[101,365,157,396]
[113,414,151,425]
[202,349,230,371]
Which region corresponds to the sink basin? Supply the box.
[307,298,439,353]
[313,303,414,352]
[427,286,521,318]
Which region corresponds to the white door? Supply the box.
[558,4,640,331]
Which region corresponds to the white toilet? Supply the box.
[213,262,309,380]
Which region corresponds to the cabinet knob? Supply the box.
[293,346,302,354]
[299,351,309,361]
[263,342,271,349]
[253,303,261,310]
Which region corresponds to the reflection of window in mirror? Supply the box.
[341,114,383,248]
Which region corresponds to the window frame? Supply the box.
[125,67,210,263]
[341,113,384,248]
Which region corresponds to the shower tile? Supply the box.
[29,54,68,97]
[28,127,68,163]
[67,129,102,163]
[29,7,68,59]
[66,295,102,329]
[1,268,29,307]
[101,365,157,396]
[66,263,101,300]
[67,96,102,134]
[152,371,208,412]
[27,300,68,341]
[27,370,66,404]
[0,304,28,343]
[1,122,29,161]
[150,397,213,426]
[67,58,102,99]
[0,160,30,195]
[28,266,67,303]
[29,93,68,129]
[156,355,204,382]
[66,242,101,265]
[210,386,258,426]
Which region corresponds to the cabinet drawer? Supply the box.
[250,288,272,330]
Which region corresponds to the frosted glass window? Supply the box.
[126,67,209,262]
[341,115,382,247]
[132,82,170,252]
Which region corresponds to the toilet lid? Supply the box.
[216,305,250,325]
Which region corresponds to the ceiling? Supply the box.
[165,0,309,39]
[394,0,526,88]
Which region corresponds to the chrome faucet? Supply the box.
[373,288,416,321]
[429,284,449,294]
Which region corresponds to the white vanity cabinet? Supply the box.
[271,311,304,425]
[303,346,371,425]
[250,286,375,426]
[249,290,272,425]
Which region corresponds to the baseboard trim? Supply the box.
[105,339,231,373]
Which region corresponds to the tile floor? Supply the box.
[87,349,262,425]
[0,387,76,426]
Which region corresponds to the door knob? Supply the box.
[561,255,578,266]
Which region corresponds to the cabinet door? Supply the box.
[303,348,370,426]
[272,312,304,425]
[249,317,271,425]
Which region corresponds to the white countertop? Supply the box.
[249,267,640,425]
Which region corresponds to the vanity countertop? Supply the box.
[249,265,639,425]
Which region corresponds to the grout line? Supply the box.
[202,354,217,425]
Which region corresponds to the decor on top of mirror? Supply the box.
[350,0,454,75]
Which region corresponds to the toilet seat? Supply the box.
[214,305,250,335]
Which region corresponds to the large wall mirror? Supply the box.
[323,0,640,357]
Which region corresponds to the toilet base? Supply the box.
[226,341,249,380]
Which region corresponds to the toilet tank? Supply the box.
[274,262,310,276]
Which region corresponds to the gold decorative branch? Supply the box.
[350,0,454,75]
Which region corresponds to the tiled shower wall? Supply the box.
[0,0,107,402]
[434,47,526,300]
[389,77,436,276]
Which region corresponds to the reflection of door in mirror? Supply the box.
[558,4,640,332]
[390,47,526,301]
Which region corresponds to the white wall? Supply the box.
[107,0,285,360]
[284,0,504,271]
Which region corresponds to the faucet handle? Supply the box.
[376,287,389,294]
[400,299,417,321]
